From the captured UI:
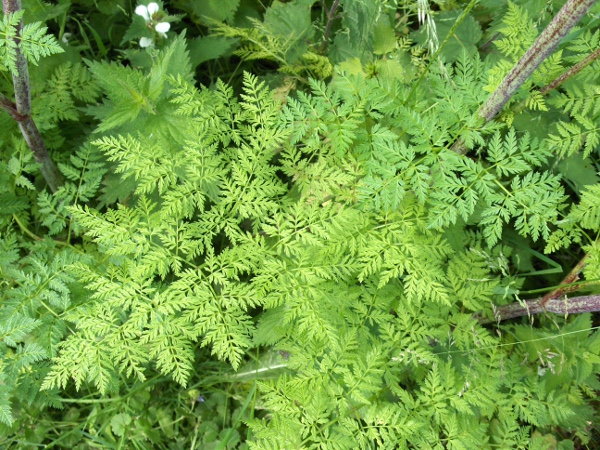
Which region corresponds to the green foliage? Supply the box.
[0,235,87,427]
[547,82,600,157]
[85,35,193,134]
[35,62,100,123]
[546,182,600,253]
[412,9,482,62]
[211,17,333,79]
[0,10,64,75]
[36,33,600,447]
[1,0,600,448]
[41,63,289,394]
[37,143,106,235]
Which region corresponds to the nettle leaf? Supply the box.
[188,35,236,66]
[330,0,379,63]
[86,35,192,133]
[556,153,599,195]
[120,13,152,45]
[148,34,193,97]
[183,0,240,23]
[372,14,396,55]
[85,60,153,131]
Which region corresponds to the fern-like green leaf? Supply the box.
[0,11,64,75]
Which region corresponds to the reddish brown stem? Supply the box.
[451,0,598,154]
[539,47,600,95]
[2,0,63,192]
[320,0,341,53]
[476,293,600,324]
[475,252,594,324]
[540,254,588,307]
[0,93,27,121]
[478,0,598,122]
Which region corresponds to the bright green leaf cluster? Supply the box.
[1,0,600,447]
[0,11,63,75]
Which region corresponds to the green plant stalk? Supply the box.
[215,382,257,450]
[405,0,479,104]
[478,0,598,122]
[2,0,64,192]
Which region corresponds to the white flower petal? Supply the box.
[147,2,159,14]
[135,5,150,20]
[139,37,154,47]
[154,22,170,33]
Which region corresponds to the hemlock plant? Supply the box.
[1,0,600,447]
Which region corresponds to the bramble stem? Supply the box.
[540,254,588,306]
[2,0,63,192]
[320,0,341,53]
[539,46,600,95]
[476,293,600,324]
[452,0,597,154]
[475,252,596,324]
[477,0,598,122]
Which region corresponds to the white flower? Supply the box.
[154,21,170,38]
[135,4,150,21]
[135,3,169,41]
[61,32,72,44]
[147,2,159,15]
[139,37,154,48]
[135,3,160,21]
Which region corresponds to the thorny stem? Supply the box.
[509,46,600,116]
[320,0,341,53]
[451,0,598,153]
[540,254,588,307]
[476,252,595,324]
[476,294,600,325]
[539,46,600,95]
[2,0,63,192]
[457,0,599,327]
[477,0,598,122]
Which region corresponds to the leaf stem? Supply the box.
[12,213,43,241]
[405,0,479,104]
[2,0,64,192]
[12,213,76,248]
